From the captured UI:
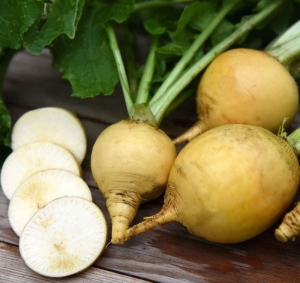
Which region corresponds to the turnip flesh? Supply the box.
[1,141,81,199]
[91,120,177,244]
[11,107,87,164]
[126,124,299,244]
[173,48,299,145]
[19,196,107,278]
[8,169,92,236]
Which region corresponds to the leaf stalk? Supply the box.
[150,0,283,125]
[135,36,158,105]
[150,0,240,105]
[106,24,134,118]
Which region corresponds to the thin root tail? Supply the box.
[172,122,204,145]
[275,202,300,242]
[105,189,142,244]
[124,205,177,242]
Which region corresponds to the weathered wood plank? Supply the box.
[2,171,300,283]
[0,242,151,283]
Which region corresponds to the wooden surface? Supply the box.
[1,50,300,283]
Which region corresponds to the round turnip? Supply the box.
[173,48,299,145]
[91,119,177,244]
[125,124,299,244]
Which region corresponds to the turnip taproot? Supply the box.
[125,124,299,244]
[173,48,299,145]
[91,120,176,244]
[275,202,300,242]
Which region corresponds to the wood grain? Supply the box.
[0,242,150,282]
[1,50,300,283]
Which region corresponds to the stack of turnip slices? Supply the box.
[0,107,107,278]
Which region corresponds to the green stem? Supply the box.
[135,36,158,105]
[106,24,134,118]
[150,0,240,104]
[278,118,300,156]
[265,19,300,78]
[287,129,300,156]
[150,0,282,125]
[134,0,195,12]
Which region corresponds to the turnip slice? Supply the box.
[11,107,87,164]
[19,196,107,278]
[1,141,81,199]
[8,169,92,236]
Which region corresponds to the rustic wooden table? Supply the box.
[1,50,300,283]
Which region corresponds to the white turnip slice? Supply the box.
[19,196,107,278]
[1,141,81,199]
[8,169,92,236]
[11,107,87,164]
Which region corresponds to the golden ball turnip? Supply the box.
[173,48,299,145]
[91,119,177,244]
[126,124,299,244]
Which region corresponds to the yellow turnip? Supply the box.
[91,119,177,244]
[125,124,299,244]
[173,48,299,145]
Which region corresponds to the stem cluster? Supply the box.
[106,0,284,127]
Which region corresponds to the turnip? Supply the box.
[125,124,300,244]
[11,107,87,164]
[91,119,176,244]
[8,169,92,236]
[1,141,81,199]
[173,48,299,145]
[19,196,107,278]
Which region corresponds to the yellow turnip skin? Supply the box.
[91,119,177,244]
[126,124,300,244]
[173,48,299,145]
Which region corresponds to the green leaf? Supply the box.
[51,7,119,98]
[0,0,44,50]
[210,19,235,46]
[144,18,167,35]
[156,42,188,61]
[92,0,134,24]
[23,0,85,55]
[175,1,218,36]
[0,99,11,147]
